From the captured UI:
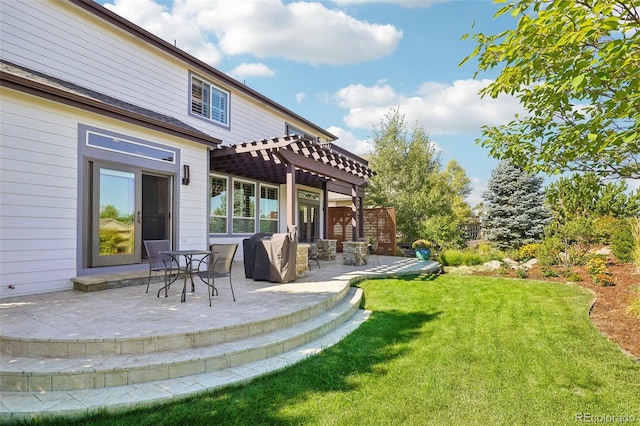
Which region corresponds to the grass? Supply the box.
[24,275,640,426]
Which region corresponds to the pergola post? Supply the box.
[351,184,357,241]
[322,181,328,239]
[358,195,364,239]
[286,162,296,229]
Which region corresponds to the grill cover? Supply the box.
[243,230,297,283]
[242,233,273,278]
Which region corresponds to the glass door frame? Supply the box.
[91,162,142,267]
[298,190,320,243]
[78,124,181,274]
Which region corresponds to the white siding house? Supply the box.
[0,0,373,298]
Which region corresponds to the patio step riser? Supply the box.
[0,285,351,358]
[72,274,169,292]
[0,289,362,392]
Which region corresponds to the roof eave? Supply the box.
[69,0,337,142]
[1,71,222,147]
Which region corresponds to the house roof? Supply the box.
[70,0,338,142]
[0,60,221,147]
[211,135,375,189]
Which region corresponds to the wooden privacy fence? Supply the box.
[328,207,397,255]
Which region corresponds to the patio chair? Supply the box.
[195,243,238,306]
[308,242,320,269]
[144,239,180,297]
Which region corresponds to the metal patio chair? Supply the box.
[194,243,238,306]
[308,242,320,269]
[144,239,180,297]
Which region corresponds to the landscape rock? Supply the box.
[484,260,503,270]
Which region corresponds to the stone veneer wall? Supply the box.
[317,239,337,261]
[296,244,309,278]
[342,241,368,266]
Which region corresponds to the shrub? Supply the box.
[584,255,614,286]
[476,242,506,261]
[518,243,540,261]
[611,219,634,263]
[497,262,510,275]
[584,256,607,277]
[593,215,618,244]
[515,267,528,279]
[537,236,562,267]
[628,287,640,319]
[541,268,559,277]
[593,273,615,287]
[559,268,583,282]
[630,218,640,268]
[438,249,485,266]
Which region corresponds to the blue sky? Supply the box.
[99,0,524,205]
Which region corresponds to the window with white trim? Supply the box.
[191,75,229,127]
[259,185,279,233]
[285,123,317,142]
[209,175,227,234]
[233,180,255,233]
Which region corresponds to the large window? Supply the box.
[260,185,279,233]
[233,180,255,233]
[191,75,230,127]
[209,176,227,234]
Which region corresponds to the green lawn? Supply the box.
[28,275,640,426]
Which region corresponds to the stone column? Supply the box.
[342,241,368,266]
[317,239,336,261]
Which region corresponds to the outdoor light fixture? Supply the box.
[182,164,190,185]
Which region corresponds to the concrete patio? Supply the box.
[0,254,441,422]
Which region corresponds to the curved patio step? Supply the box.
[0,308,371,422]
[0,283,352,358]
[0,288,363,392]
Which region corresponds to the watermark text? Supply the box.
[575,413,637,423]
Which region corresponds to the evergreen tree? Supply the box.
[545,173,640,224]
[482,161,551,250]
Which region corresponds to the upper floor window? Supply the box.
[285,123,317,142]
[191,74,230,127]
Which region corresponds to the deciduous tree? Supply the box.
[367,108,472,247]
[462,0,640,180]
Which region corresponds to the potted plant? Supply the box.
[412,239,431,261]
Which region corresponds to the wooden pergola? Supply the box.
[210,135,375,241]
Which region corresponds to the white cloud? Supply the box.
[296,93,307,103]
[335,84,399,108]
[327,126,373,156]
[334,79,525,134]
[227,63,276,79]
[332,0,450,8]
[627,178,640,192]
[466,177,486,208]
[106,0,403,66]
[103,0,222,65]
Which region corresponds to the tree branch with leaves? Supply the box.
[461,0,640,180]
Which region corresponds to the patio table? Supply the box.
[160,249,210,302]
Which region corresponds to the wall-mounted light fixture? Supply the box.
[182,164,190,185]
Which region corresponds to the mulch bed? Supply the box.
[473,262,640,360]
